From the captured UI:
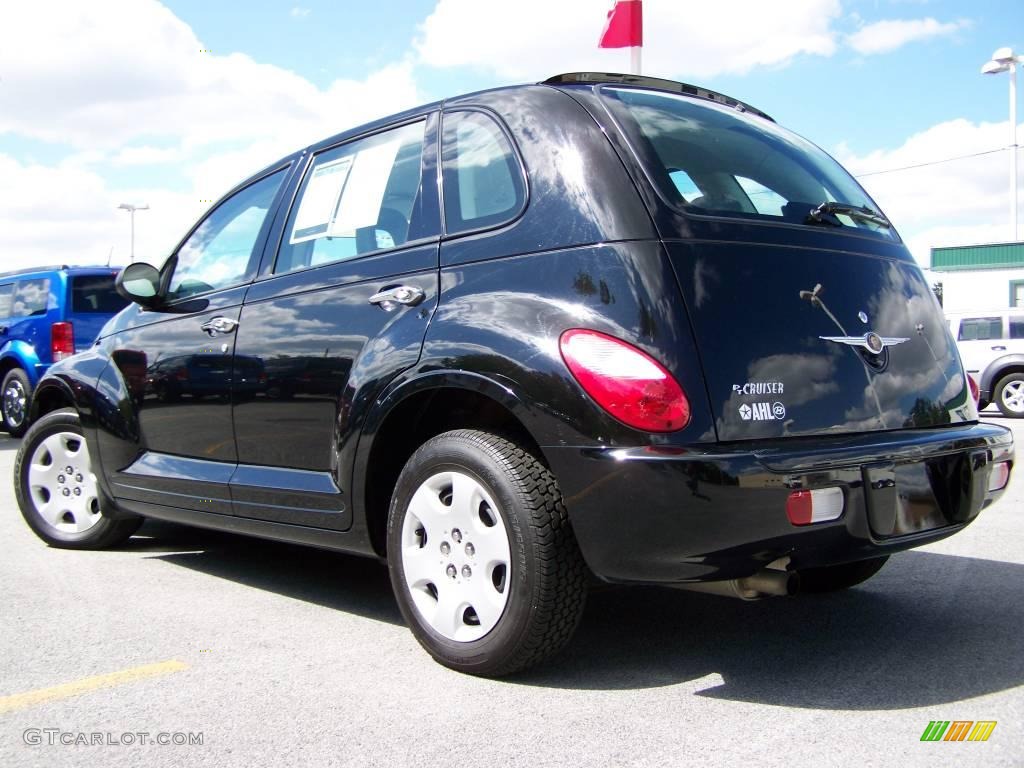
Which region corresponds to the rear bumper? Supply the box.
[545,422,1014,584]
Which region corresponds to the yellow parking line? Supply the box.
[0,660,187,714]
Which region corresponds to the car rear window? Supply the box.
[958,317,1003,341]
[71,275,130,313]
[601,87,895,239]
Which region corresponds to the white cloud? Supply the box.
[0,0,422,271]
[0,153,199,270]
[835,119,1021,266]
[416,0,840,80]
[112,146,183,167]
[0,1,420,152]
[290,6,311,18]
[846,17,969,56]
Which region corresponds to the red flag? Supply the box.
[598,1,643,49]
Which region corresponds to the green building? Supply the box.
[930,241,1024,311]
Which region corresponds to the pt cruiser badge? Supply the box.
[819,331,910,354]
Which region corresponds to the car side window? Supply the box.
[13,278,51,317]
[0,284,13,317]
[442,110,525,235]
[1010,316,1024,339]
[958,317,1003,341]
[276,120,428,274]
[168,169,286,300]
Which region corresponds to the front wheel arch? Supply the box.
[30,378,77,421]
[15,409,142,549]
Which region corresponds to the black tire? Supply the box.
[387,430,587,677]
[798,555,889,593]
[2,368,33,437]
[994,372,1024,418]
[15,409,142,549]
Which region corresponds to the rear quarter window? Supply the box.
[71,275,129,313]
[1010,316,1024,339]
[13,278,51,317]
[442,111,525,234]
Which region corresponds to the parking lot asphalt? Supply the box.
[0,415,1021,768]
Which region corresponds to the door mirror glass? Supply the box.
[116,262,162,307]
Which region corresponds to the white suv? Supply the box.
[948,311,1024,416]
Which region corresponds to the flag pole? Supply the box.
[631,45,641,75]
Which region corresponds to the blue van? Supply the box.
[0,265,128,435]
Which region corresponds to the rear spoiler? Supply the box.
[542,72,774,122]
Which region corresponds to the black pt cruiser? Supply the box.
[15,73,1014,676]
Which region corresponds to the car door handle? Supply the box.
[200,316,239,336]
[368,285,425,310]
[991,345,1007,351]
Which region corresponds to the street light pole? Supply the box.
[1005,55,1018,242]
[117,203,150,261]
[982,47,1024,241]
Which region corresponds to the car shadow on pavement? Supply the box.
[132,521,1023,708]
[134,520,402,627]
[514,550,1024,708]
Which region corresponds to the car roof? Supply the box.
[945,309,1020,318]
[0,265,117,280]
[218,72,774,222]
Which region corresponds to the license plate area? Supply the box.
[864,450,989,539]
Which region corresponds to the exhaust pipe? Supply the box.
[673,569,800,601]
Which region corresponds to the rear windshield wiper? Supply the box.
[806,201,892,229]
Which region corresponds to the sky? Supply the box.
[1,0,1022,275]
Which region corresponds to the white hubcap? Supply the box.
[401,471,512,642]
[1002,380,1024,413]
[27,431,102,533]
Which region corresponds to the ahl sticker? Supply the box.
[739,402,786,421]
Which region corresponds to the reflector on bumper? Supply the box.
[988,461,1011,493]
[786,487,844,526]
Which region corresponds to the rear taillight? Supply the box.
[50,322,74,361]
[967,373,980,406]
[558,329,690,432]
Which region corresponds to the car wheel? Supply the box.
[2,368,32,437]
[14,409,142,549]
[387,429,587,676]
[798,555,889,593]
[994,373,1024,417]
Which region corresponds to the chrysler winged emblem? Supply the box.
[819,331,909,354]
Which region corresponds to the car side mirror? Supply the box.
[115,262,163,309]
